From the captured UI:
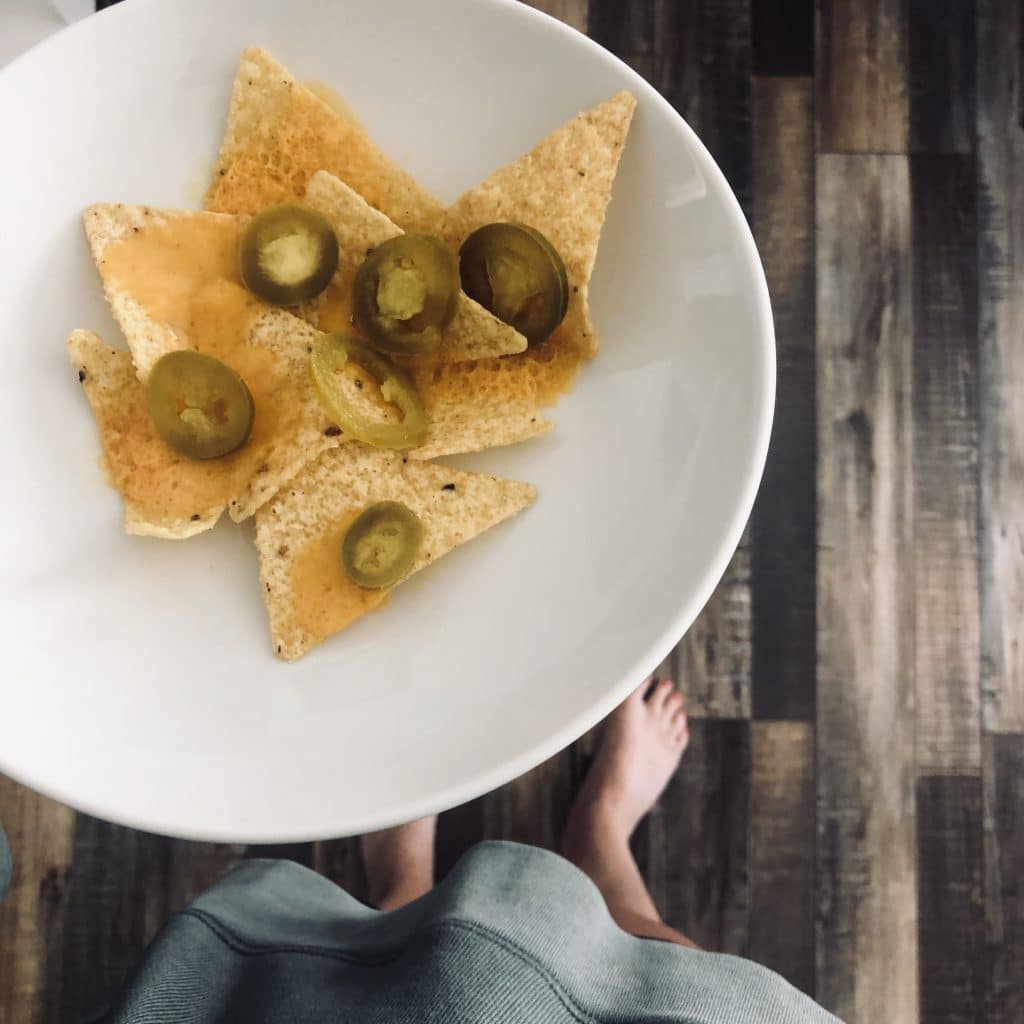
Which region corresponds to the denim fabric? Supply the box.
[102,840,842,1024]
[0,820,10,905]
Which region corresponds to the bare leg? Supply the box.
[360,816,437,911]
[562,678,698,948]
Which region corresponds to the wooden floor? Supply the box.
[2,1,1022,1022]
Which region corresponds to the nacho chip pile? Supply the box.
[69,47,635,659]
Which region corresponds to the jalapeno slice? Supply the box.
[458,222,568,344]
[353,235,458,355]
[240,204,339,305]
[309,332,427,449]
[342,500,424,589]
[146,350,254,459]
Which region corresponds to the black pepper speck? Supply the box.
[77,370,87,383]
[190,513,201,521]
[442,483,456,492]
[324,425,342,437]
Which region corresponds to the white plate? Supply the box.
[0,0,773,842]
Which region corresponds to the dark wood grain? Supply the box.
[590,0,751,204]
[57,818,244,1021]
[519,0,588,33]
[57,819,169,1020]
[641,719,750,952]
[311,837,367,902]
[917,775,985,1024]
[816,0,909,153]
[911,153,981,773]
[481,749,576,852]
[588,0,699,122]
[671,538,752,718]
[909,0,977,154]
[696,0,753,211]
[589,0,752,721]
[978,0,1024,733]
[674,0,753,717]
[434,798,486,881]
[750,76,816,721]
[983,733,1024,1023]
[0,781,74,1024]
[243,842,313,867]
[752,0,813,75]
[748,722,814,995]
[815,153,917,1023]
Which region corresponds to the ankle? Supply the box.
[567,788,638,846]
[564,798,634,862]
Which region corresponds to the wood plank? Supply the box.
[815,0,909,153]
[696,0,753,213]
[671,537,751,719]
[591,0,750,206]
[750,76,816,721]
[311,837,366,902]
[57,818,243,1020]
[978,0,1024,732]
[434,797,486,881]
[911,153,981,773]
[908,0,977,154]
[589,0,752,720]
[752,0,814,76]
[983,733,1024,1022]
[481,748,575,852]
[815,153,917,1023]
[58,818,166,1020]
[518,0,588,34]
[641,718,749,952]
[747,722,814,995]
[243,841,313,867]
[587,1,700,127]
[0,779,75,1024]
[917,774,986,1023]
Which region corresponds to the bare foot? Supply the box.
[562,678,690,932]
[360,816,437,911]
[569,677,689,841]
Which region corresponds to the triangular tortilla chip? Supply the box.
[255,444,537,659]
[302,170,527,362]
[205,47,444,232]
[437,92,636,383]
[410,358,552,460]
[67,328,345,536]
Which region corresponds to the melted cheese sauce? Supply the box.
[290,512,390,642]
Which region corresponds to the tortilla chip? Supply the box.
[411,358,552,460]
[437,91,637,362]
[205,47,444,232]
[255,443,537,659]
[302,170,527,362]
[67,323,347,534]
